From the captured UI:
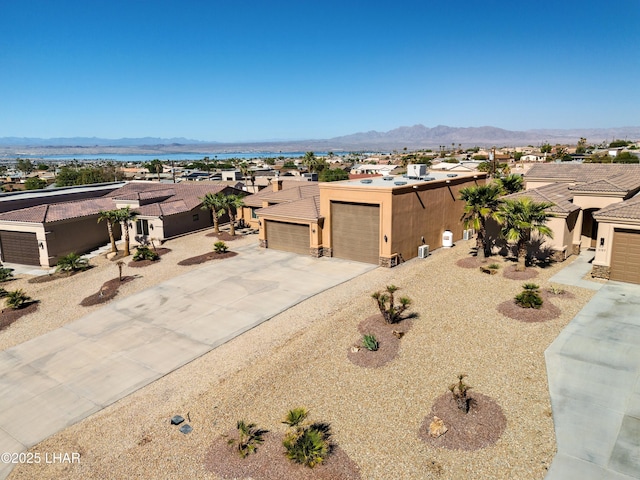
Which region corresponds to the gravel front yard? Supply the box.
[6,236,595,480]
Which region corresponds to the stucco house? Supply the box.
[505,163,640,284]
[0,182,244,267]
[242,170,488,266]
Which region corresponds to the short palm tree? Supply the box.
[56,252,89,273]
[97,209,120,253]
[459,184,502,261]
[223,194,245,236]
[200,192,227,235]
[495,174,524,195]
[113,206,138,257]
[496,197,554,271]
[5,289,31,309]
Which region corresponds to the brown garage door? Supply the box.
[0,231,40,266]
[266,221,309,255]
[331,202,380,264]
[610,229,640,284]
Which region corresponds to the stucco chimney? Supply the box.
[273,179,283,192]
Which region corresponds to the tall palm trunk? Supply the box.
[229,211,236,236]
[123,223,131,257]
[476,227,486,261]
[107,221,118,253]
[516,239,527,271]
[212,210,220,234]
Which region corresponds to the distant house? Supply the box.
[0,182,244,267]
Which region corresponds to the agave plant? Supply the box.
[362,334,379,351]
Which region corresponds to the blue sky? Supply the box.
[1,0,639,141]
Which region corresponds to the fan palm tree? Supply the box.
[223,194,245,236]
[200,192,227,234]
[495,174,524,195]
[97,209,120,253]
[496,197,554,271]
[113,206,138,257]
[459,184,502,261]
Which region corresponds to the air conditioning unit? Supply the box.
[463,229,474,241]
[418,245,429,258]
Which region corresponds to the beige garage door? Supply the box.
[0,231,40,266]
[266,221,309,255]
[610,229,640,284]
[331,202,380,264]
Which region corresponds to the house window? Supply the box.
[251,208,258,219]
[136,219,149,236]
[193,214,199,222]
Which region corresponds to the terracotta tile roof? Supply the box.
[569,172,640,194]
[244,182,319,207]
[526,164,640,188]
[593,195,640,222]
[0,182,241,224]
[503,183,579,215]
[0,197,115,223]
[256,196,321,221]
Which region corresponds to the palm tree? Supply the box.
[113,206,138,257]
[97,209,120,253]
[223,194,245,236]
[200,192,227,234]
[496,197,554,271]
[55,252,89,273]
[459,184,503,261]
[239,162,256,192]
[495,174,524,195]
[302,151,317,173]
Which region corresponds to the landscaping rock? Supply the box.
[179,424,193,434]
[170,415,185,425]
[429,416,448,438]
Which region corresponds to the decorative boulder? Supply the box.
[429,416,448,438]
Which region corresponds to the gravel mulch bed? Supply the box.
[419,392,507,451]
[455,256,488,269]
[128,248,172,268]
[27,270,81,284]
[205,430,361,480]
[205,231,243,241]
[0,302,39,331]
[79,276,136,307]
[177,251,238,266]
[502,264,540,280]
[8,239,596,480]
[347,315,413,368]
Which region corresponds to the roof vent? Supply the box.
[394,181,407,186]
[447,173,458,177]
[360,179,373,184]
[422,177,435,181]
[382,176,393,181]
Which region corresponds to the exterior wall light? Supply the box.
[384,235,388,243]
[600,238,605,247]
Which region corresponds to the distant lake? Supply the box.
[8,152,336,162]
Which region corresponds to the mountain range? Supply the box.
[1,125,639,155]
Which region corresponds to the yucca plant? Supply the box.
[362,334,379,351]
[227,420,268,458]
[372,285,411,324]
[449,374,473,414]
[515,283,543,309]
[5,289,31,310]
[213,241,229,254]
[55,252,89,273]
[282,408,332,468]
[133,245,159,261]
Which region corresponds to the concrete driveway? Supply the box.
[0,245,375,479]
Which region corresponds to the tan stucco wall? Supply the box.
[161,208,213,240]
[47,215,115,266]
[572,194,623,211]
[593,221,640,267]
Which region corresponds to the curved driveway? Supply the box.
[0,245,375,479]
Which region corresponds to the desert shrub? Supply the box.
[515,283,543,309]
[213,241,229,254]
[372,285,411,324]
[0,267,13,282]
[488,263,500,270]
[55,252,89,273]
[133,245,159,262]
[227,420,268,458]
[362,334,379,351]
[0,288,7,298]
[5,289,31,309]
[449,373,473,414]
[547,285,565,295]
[282,408,332,468]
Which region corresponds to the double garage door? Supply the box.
[265,221,310,255]
[610,229,640,284]
[331,202,380,264]
[0,231,40,266]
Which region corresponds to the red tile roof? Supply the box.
[593,195,640,222]
[256,196,321,221]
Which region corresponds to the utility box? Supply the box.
[407,164,427,178]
